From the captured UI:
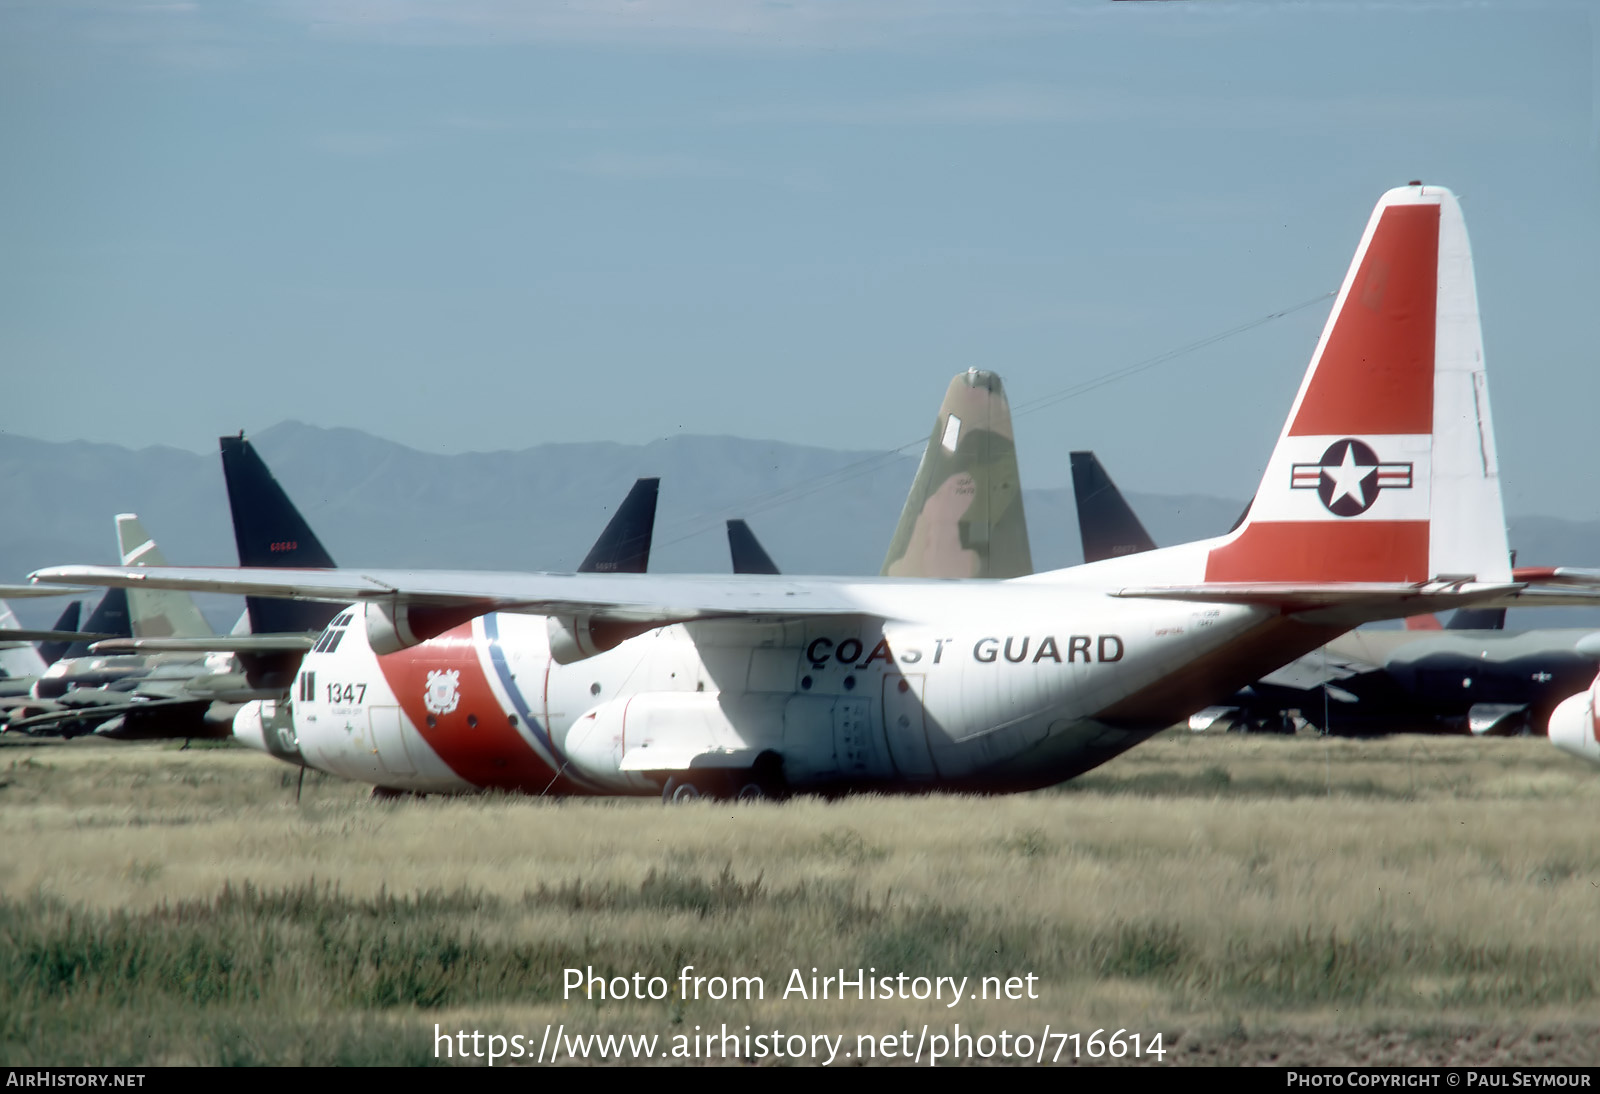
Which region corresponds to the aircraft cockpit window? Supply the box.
[312,628,347,654]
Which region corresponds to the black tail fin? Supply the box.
[36,601,82,666]
[577,478,658,573]
[727,519,781,575]
[220,433,340,634]
[62,588,130,659]
[1069,451,1158,564]
[1446,608,1507,630]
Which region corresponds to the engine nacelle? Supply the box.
[366,600,493,656]
[547,615,660,665]
[1548,675,1600,764]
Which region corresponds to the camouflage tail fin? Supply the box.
[727,519,781,575]
[882,369,1032,579]
[578,478,659,573]
[1069,451,1159,564]
[116,514,214,638]
[220,433,341,635]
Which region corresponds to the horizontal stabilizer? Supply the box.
[1112,580,1526,625]
[1512,567,1600,587]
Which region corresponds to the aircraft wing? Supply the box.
[0,629,116,645]
[6,706,124,732]
[3,695,204,734]
[0,584,94,598]
[31,565,890,625]
[1512,567,1600,587]
[88,635,317,654]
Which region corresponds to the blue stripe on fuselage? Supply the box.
[481,612,598,791]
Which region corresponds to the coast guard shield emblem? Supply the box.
[424,669,461,716]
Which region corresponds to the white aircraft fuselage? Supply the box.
[238,580,1328,796]
[45,183,1566,798]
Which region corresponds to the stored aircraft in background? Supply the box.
[1068,451,1600,736]
[727,368,1034,580]
[1068,450,1159,566]
[1549,658,1600,765]
[7,515,262,738]
[11,435,668,742]
[880,369,1032,580]
[727,520,782,576]
[0,590,116,712]
[39,184,1596,800]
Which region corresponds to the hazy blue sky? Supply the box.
[2,1,1595,517]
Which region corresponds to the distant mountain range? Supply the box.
[3,422,1596,629]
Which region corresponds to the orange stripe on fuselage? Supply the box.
[1205,521,1429,583]
[1289,204,1439,438]
[375,624,562,792]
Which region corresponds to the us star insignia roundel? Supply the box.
[423,669,461,715]
[1290,438,1414,517]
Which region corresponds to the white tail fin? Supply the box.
[116,514,215,639]
[1204,184,1510,585]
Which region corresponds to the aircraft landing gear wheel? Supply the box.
[663,776,703,804]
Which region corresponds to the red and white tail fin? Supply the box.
[1204,184,1511,586]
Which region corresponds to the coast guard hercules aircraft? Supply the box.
[35,184,1574,800]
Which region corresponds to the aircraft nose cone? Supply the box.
[1548,687,1598,763]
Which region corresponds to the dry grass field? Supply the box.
[1,730,1597,1066]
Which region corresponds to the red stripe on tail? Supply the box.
[1205,521,1429,583]
[1289,203,1439,437]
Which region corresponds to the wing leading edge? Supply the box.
[30,565,891,626]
